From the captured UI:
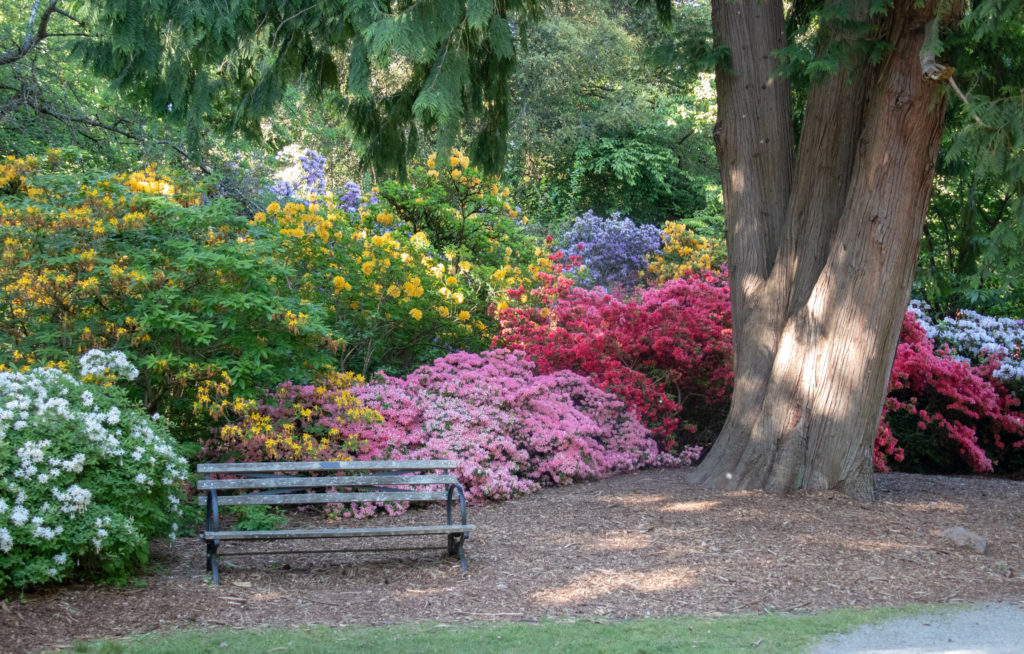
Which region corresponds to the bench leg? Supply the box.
[206,539,220,584]
[448,533,468,572]
[457,542,467,573]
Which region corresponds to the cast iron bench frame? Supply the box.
[197,459,474,584]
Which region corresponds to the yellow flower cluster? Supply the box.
[265,429,338,461]
[647,221,725,282]
[209,368,383,464]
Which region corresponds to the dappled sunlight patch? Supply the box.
[252,591,288,602]
[794,535,938,555]
[402,586,458,597]
[590,493,668,505]
[887,500,966,513]
[531,567,696,604]
[659,500,722,513]
[579,532,656,552]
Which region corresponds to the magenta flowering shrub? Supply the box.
[497,269,733,451]
[875,311,1024,474]
[350,349,692,505]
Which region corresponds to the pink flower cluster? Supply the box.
[875,311,1024,473]
[351,349,693,504]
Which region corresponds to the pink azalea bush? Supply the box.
[875,311,1024,473]
[351,349,694,505]
[206,349,696,518]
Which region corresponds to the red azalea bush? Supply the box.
[875,311,1024,474]
[497,266,1024,474]
[496,268,733,451]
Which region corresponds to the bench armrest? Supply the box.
[445,483,469,530]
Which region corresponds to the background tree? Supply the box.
[0,1,322,214]
[68,0,546,178]
[503,0,720,228]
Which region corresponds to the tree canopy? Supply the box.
[64,0,551,177]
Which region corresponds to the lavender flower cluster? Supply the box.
[339,181,363,214]
[268,148,328,201]
[558,211,663,290]
[299,149,326,196]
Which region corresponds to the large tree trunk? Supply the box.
[693,0,957,500]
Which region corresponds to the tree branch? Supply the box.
[0,0,82,67]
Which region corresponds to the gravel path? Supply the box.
[810,602,1024,653]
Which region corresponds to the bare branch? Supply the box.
[947,77,992,129]
[1,0,83,67]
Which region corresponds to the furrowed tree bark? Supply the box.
[693,0,957,500]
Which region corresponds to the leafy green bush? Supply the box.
[0,350,189,592]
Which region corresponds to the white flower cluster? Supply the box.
[910,301,1024,386]
[78,349,139,381]
[0,360,188,589]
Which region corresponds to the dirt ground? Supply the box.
[3,469,1024,653]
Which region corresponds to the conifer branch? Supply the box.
[271,2,323,47]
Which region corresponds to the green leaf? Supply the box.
[488,16,515,60]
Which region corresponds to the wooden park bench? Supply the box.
[197,459,475,584]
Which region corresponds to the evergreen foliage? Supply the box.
[70,0,548,176]
[915,0,1024,316]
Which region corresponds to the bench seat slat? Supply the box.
[203,524,475,540]
[198,474,457,491]
[199,490,447,506]
[197,460,458,474]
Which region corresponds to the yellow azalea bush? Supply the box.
[0,154,335,438]
[371,150,546,293]
[646,220,726,282]
[0,150,567,440]
[254,150,561,375]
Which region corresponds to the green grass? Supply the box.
[68,604,965,654]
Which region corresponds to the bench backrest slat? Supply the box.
[198,474,457,491]
[197,460,457,474]
[198,490,447,507]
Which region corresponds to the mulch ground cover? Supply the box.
[3,469,1023,653]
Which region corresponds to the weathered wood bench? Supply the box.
[197,459,474,584]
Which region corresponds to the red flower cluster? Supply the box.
[496,269,733,451]
[876,311,1024,473]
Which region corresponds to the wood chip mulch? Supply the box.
[3,469,1024,653]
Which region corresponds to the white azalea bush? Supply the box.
[0,350,188,591]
